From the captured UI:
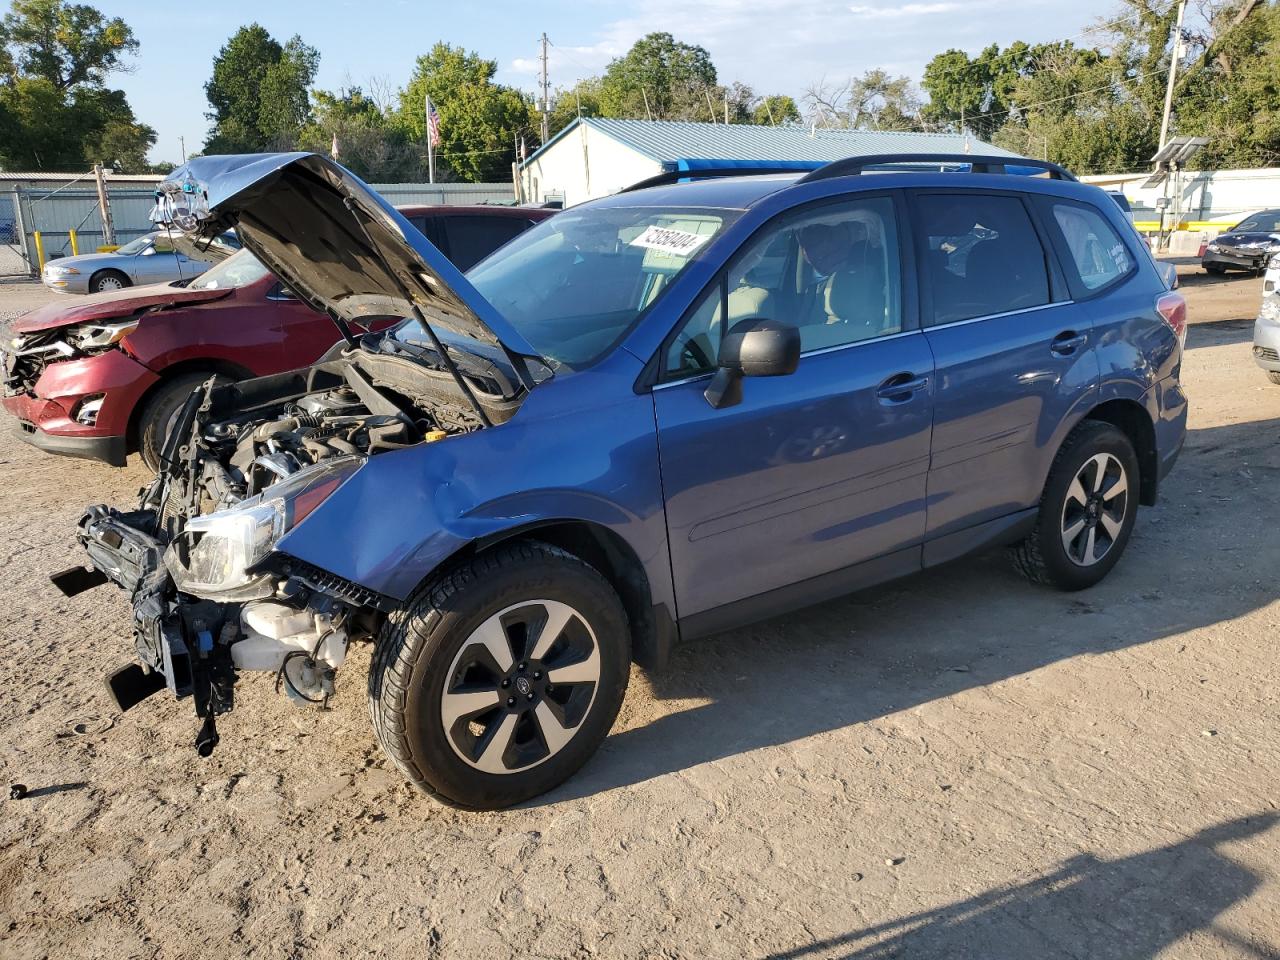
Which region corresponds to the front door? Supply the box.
[130,235,182,285]
[652,194,935,624]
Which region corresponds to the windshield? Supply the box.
[466,204,742,368]
[116,234,154,255]
[1233,212,1280,233]
[192,249,271,290]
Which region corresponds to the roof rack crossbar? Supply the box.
[796,153,1078,183]
[621,165,813,193]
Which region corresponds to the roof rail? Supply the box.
[797,153,1078,183]
[621,165,815,193]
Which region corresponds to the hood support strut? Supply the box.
[342,198,492,428]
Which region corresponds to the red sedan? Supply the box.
[3,204,552,469]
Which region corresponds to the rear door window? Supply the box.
[442,215,531,271]
[914,193,1051,325]
[1046,200,1135,294]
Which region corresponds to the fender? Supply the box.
[275,352,676,615]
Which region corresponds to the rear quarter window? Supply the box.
[1044,199,1136,296]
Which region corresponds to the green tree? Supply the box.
[2,0,136,89]
[598,32,717,120]
[0,1,153,171]
[1172,0,1279,167]
[920,43,1040,140]
[397,42,536,182]
[752,94,800,126]
[204,24,318,153]
[546,76,603,138]
[299,86,420,182]
[804,70,923,130]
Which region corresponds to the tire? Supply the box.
[369,541,631,809]
[89,269,130,293]
[1012,420,1140,591]
[137,372,228,472]
[1268,371,1280,386]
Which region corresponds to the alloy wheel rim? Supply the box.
[1060,452,1128,566]
[97,276,123,291]
[440,599,601,775]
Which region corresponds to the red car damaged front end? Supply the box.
[2,284,231,465]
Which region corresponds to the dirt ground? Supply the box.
[0,265,1276,960]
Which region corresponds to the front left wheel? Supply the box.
[369,541,631,809]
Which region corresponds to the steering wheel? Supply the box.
[679,338,712,371]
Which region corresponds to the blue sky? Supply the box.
[87,0,1121,164]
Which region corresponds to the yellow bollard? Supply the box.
[68,229,79,256]
[33,231,45,272]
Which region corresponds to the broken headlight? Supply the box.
[67,319,140,351]
[165,456,362,600]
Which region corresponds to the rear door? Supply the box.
[912,190,1098,541]
[653,193,935,624]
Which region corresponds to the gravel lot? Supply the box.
[0,267,1277,960]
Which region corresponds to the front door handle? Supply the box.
[1050,330,1088,356]
[876,372,930,403]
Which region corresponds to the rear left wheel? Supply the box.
[369,541,630,809]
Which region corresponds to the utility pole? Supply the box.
[425,92,435,184]
[1158,0,1188,152]
[724,91,729,125]
[179,136,186,164]
[538,33,551,144]
[93,163,115,247]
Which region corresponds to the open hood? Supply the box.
[14,282,233,334]
[150,153,543,387]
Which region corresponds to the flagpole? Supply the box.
[425,93,435,184]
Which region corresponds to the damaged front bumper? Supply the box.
[54,504,363,756]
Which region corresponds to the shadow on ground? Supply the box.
[543,414,1280,805]
[766,813,1279,960]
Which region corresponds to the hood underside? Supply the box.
[150,154,541,386]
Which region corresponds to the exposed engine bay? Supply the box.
[55,332,523,754]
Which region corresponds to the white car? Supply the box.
[1253,253,1280,384]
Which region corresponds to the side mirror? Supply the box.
[704,318,801,409]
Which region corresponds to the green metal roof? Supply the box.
[523,118,1021,169]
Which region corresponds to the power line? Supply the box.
[964,62,1170,125]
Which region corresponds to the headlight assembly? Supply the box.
[165,456,363,600]
[67,319,140,351]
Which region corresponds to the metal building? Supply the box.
[517,118,1021,207]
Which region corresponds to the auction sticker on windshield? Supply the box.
[629,225,712,257]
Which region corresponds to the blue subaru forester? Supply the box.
[63,152,1187,808]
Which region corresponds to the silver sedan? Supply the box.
[41,230,239,294]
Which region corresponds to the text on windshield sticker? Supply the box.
[629,226,711,257]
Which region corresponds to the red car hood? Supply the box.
[13,283,233,334]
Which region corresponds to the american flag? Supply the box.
[426,100,442,148]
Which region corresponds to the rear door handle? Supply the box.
[876,372,930,403]
[1050,331,1089,356]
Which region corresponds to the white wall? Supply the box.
[1083,168,1280,223]
[521,125,661,207]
